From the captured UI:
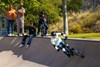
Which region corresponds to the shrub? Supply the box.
[69,23,82,34]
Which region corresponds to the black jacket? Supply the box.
[28,26,36,36]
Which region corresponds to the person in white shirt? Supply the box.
[17,3,25,36]
[50,31,72,57]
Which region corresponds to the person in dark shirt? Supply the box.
[19,21,36,48]
[37,10,47,36]
[40,17,48,36]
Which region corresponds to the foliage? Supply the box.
[0,0,83,24]
[67,0,82,12]
[49,11,100,34]
[69,23,82,34]
[48,20,63,33]
[0,0,99,34]
[0,0,61,25]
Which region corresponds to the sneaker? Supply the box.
[71,52,74,56]
[64,51,71,57]
[11,34,14,36]
[67,54,71,57]
[19,44,24,48]
[8,34,12,36]
[37,33,41,37]
[44,34,48,37]
[26,45,30,48]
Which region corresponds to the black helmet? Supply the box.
[51,31,56,36]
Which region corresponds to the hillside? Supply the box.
[49,11,100,34]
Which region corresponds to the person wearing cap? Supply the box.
[17,3,25,36]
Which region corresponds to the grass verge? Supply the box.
[68,33,100,39]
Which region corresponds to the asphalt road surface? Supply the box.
[0,37,100,67]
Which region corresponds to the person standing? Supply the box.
[37,10,47,36]
[17,3,25,36]
[2,4,17,36]
[40,17,48,36]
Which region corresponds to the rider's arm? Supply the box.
[51,37,61,51]
[55,37,62,46]
[51,39,59,51]
[51,38,56,47]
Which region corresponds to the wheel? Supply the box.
[72,49,84,58]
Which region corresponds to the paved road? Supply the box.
[0,37,100,67]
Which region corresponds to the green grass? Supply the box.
[68,33,100,39]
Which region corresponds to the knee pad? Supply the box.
[62,48,66,52]
[55,46,59,50]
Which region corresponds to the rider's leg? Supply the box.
[60,42,73,56]
[62,48,71,57]
[65,44,74,56]
[66,44,75,50]
[55,46,60,51]
[57,44,71,57]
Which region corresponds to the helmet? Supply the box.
[51,31,56,36]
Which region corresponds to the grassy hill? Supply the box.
[48,11,100,34]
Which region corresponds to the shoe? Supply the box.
[11,34,14,36]
[26,45,30,48]
[71,48,75,50]
[19,44,24,48]
[37,34,41,37]
[64,51,71,57]
[44,34,48,37]
[8,34,12,36]
[37,33,41,37]
[71,52,74,56]
[67,54,71,57]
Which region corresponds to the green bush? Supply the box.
[69,23,82,34]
